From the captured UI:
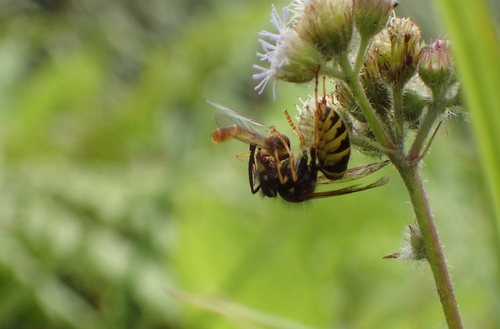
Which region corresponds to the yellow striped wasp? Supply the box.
[210,95,389,203]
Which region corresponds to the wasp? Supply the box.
[209,98,389,203]
[210,101,302,200]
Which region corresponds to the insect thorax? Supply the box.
[277,155,318,203]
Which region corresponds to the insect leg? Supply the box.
[236,151,251,163]
[248,144,261,194]
[270,128,298,183]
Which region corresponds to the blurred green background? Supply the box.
[0,0,497,328]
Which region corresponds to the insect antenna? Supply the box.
[283,110,305,147]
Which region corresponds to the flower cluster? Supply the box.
[253,0,460,159]
[254,0,396,94]
[249,0,462,260]
[225,3,466,324]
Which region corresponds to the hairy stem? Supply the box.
[409,97,446,161]
[391,84,405,149]
[337,56,393,149]
[354,36,371,74]
[393,160,464,329]
[319,65,346,80]
[336,51,463,329]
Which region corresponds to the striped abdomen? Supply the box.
[316,105,350,180]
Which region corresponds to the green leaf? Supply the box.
[433,0,500,315]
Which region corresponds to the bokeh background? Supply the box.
[0,0,498,328]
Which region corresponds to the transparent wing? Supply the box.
[316,160,390,185]
[209,101,273,150]
[308,177,389,199]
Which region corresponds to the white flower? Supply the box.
[287,0,307,25]
[253,5,323,98]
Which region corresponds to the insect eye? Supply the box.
[282,135,291,148]
[272,135,291,149]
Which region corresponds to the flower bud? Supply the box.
[353,0,397,39]
[360,53,392,117]
[418,39,454,92]
[294,0,354,59]
[335,82,365,122]
[349,121,385,158]
[336,53,392,122]
[403,89,428,129]
[253,5,324,96]
[372,17,425,87]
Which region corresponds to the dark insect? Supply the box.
[209,98,389,203]
[210,101,292,199]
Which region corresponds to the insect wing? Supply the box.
[209,101,272,150]
[308,177,389,199]
[316,160,390,185]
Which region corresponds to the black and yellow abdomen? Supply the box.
[316,105,351,180]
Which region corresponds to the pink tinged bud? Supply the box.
[418,38,455,91]
[253,5,323,97]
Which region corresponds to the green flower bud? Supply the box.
[335,82,365,122]
[349,122,385,158]
[360,53,392,117]
[294,0,354,59]
[336,53,392,122]
[353,0,398,39]
[403,89,429,129]
[372,17,425,87]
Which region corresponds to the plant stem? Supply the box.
[337,56,392,149]
[319,65,345,80]
[393,160,464,329]
[391,84,405,149]
[408,98,446,161]
[338,52,463,328]
[354,36,371,74]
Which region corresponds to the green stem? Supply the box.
[341,55,463,326]
[319,65,345,80]
[393,159,464,329]
[392,85,405,149]
[337,56,393,149]
[408,97,446,161]
[350,135,396,155]
[354,36,371,75]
